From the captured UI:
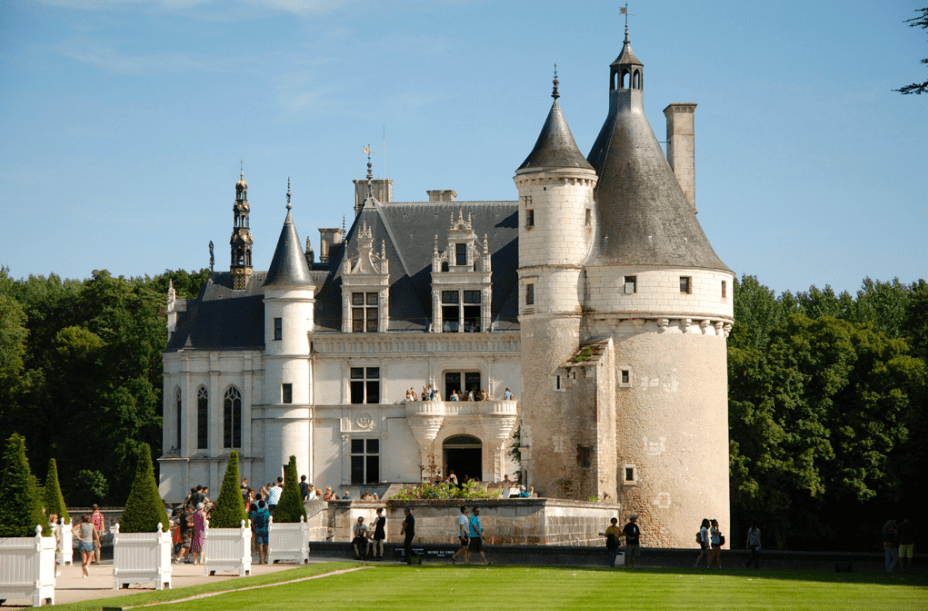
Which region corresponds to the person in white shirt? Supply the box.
[351,517,371,560]
[451,505,469,564]
[267,477,283,515]
[694,518,711,567]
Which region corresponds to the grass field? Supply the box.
[51,563,928,611]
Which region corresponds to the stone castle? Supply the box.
[160,25,733,548]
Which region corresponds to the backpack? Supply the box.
[719,534,725,546]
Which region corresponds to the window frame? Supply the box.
[223,386,242,449]
[351,292,379,333]
[350,438,380,485]
[282,383,292,404]
[680,276,692,294]
[350,367,381,405]
[197,387,208,450]
[273,317,282,341]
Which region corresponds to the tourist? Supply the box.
[479,388,489,401]
[882,519,899,573]
[267,477,283,515]
[406,388,415,401]
[450,389,460,401]
[451,505,469,564]
[91,504,105,564]
[504,388,513,400]
[323,486,335,500]
[694,518,711,567]
[897,518,916,573]
[401,507,416,564]
[240,477,249,496]
[299,475,311,500]
[517,485,529,498]
[467,507,489,564]
[48,513,62,577]
[177,505,193,563]
[170,508,183,562]
[189,502,207,565]
[251,500,270,564]
[622,514,641,567]
[372,508,387,560]
[351,516,371,560]
[708,519,723,568]
[449,470,459,487]
[74,514,99,578]
[343,490,352,500]
[744,521,761,568]
[599,517,622,568]
[500,475,513,499]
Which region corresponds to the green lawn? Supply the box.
[52,564,928,611]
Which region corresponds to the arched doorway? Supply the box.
[443,435,482,483]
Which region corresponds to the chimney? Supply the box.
[317,228,344,263]
[663,103,697,214]
[426,190,457,202]
[352,178,394,216]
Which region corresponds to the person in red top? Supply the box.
[91,504,105,564]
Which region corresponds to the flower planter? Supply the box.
[58,520,73,566]
[267,516,310,564]
[112,523,172,590]
[0,527,56,607]
[203,519,252,577]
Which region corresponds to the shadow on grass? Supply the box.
[440,564,928,588]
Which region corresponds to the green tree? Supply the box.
[0,434,47,537]
[729,275,788,351]
[119,443,170,534]
[210,451,248,528]
[896,7,928,95]
[43,458,70,525]
[141,268,210,300]
[273,456,306,523]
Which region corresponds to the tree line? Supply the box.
[1,266,925,550]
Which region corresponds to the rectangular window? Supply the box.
[621,370,630,384]
[350,367,380,404]
[455,243,467,266]
[274,318,282,341]
[350,438,380,484]
[443,371,481,400]
[526,209,534,228]
[526,283,534,305]
[625,466,636,482]
[680,276,691,294]
[624,276,636,294]
[585,209,591,227]
[721,280,727,298]
[282,383,292,404]
[579,446,592,469]
[352,292,379,332]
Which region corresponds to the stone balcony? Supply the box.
[403,399,518,418]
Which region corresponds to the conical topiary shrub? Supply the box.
[119,443,170,533]
[273,456,306,523]
[43,458,70,525]
[210,450,248,528]
[0,434,47,537]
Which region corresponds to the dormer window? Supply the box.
[340,222,390,333]
[431,209,493,334]
[441,290,482,333]
[456,243,467,266]
[352,292,379,332]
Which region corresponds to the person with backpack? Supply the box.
[600,517,623,568]
[694,518,711,567]
[744,521,761,569]
[250,500,270,564]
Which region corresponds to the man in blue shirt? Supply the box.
[467,507,489,564]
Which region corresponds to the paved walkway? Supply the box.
[2,556,357,608]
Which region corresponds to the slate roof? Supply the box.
[264,209,313,287]
[314,199,520,333]
[517,99,594,172]
[165,198,520,350]
[586,43,731,272]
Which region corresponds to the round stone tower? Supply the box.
[514,73,606,499]
[262,181,315,484]
[583,26,734,547]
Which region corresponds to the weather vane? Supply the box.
[620,3,634,27]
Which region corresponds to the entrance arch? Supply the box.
[443,435,482,483]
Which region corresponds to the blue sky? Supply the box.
[1,0,925,296]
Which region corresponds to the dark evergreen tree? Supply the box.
[273,456,306,523]
[43,458,70,525]
[0,434,47,537]
[119,443,170,534]
[209,450,248,528]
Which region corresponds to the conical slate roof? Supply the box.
[518,99,593,172]
[263,210,313,287]
[611,33,642,68]
[586,42,730,272]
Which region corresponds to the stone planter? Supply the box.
[58,520,73,566]
[112,523,171,590]
[268,516,309,564]
[0,527,56,607]
[203,519,252,577]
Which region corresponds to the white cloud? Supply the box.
[60,40,210,75]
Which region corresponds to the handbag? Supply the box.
[719,534,725,546]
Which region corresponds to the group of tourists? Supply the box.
[350,508,388,560]
[882,517,916,573]
[406,386,515,402]
[600,514,640,568]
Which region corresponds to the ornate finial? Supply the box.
[286,177,292,210]
[552,64,560,99]
[342,215,346,232]
[240,159,243,179]
[209,240,214,272]
[305,236,312,252]
[364,145,373,198]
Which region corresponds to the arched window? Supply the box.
[633,70,641,89]
[224,387,242,449]
[197,387,208,450]
[621,70,629,89]
[175,387,182,450]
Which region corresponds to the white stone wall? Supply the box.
[584,266,734,321]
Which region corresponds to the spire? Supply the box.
[366,146,373,199]
[264,182,312,288]
[517,69,594,172]
[230,167,253,290]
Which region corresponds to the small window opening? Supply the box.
[722,280,727,298]
[585,209,591,227]
[526,209,534,228]
[526,283,534,305]
[274,318,282,340]
[624,276,636,294]
[621,370,630,384]
[282,383,292,404]
[455,243,467,266]
[625,467,636,482]
[579,446,592,469]
[680,277,691,294]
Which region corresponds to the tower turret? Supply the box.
[262,179,315,485]
[230,167,254,290]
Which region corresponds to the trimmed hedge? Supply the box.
[44,458,71,525]
[0,434,47,537]
[119,443,170,534]
[210,450,248,528]
[273,456,306,523]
